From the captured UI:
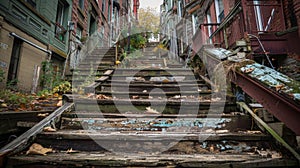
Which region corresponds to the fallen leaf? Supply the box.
[216,130,229,134]
[66,148,79,154]
[56,100,62,107]
[0,103,7,108]
[96,94,111,100]
[209,145,215,153]
[26,143,53,155]
[162,79,170,83]
[87,93,96,98]
[132,96,140,99]
[43,126,56,132]
[145,107,160,114]
[256,149,268,157]
[19,103,26,110]
[275,84,284,91]
[172,95,181,99]
[271,151,282,159]
[135,77,145,81]
[245,68,255,73]
[37,113,49,117]
[246,130,261,134]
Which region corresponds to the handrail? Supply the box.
[113,30,123,64]
[0,103,74,156]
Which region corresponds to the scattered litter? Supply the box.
[143,90,147,93]
[26,143,53,155]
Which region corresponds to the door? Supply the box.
[7,38,22,85]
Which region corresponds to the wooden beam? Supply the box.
[237,102,300,163]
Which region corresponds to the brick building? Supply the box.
[0,0,137,92]
[161,0,300,80]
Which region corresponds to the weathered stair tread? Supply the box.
[62,112,245,118]
[8,152,297,167]
[105,79,206,84]
[75,98,227,104]
[37,130,270,141]
[95,91,212,96]
[99,83,207,87]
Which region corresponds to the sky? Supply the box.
[139,0,163,13]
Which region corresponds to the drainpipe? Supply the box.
[9,32,52,59]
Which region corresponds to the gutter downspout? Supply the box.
[9,32,52,60]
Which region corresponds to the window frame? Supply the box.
[214,0,224,23]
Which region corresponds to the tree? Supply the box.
[138,7,160,39]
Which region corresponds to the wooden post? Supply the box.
[31,65,40,94]
[237,102,300,164]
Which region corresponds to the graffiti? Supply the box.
[0,61,7,68]
[0,42,8,50]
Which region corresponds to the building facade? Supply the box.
[161,0,300,79]
[0,0,137,92]
[0,0,73,91]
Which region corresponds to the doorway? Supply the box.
[7,38,22,85]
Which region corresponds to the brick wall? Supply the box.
[71,0,89,38]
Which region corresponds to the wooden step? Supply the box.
[8,152,297,167]
[60,115,252,131]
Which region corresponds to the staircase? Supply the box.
[2,45,299,167]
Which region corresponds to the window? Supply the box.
[89,16,97,35]
[76,25,83,40]
[214,0,224,23]
[178,0,182,17]
[108,2,111,22]
[79,0,84,10]
[253,0,264,31]
[102,1,105,12]
[206,10,212,43]
[55,1,67,41]
[24,0,36,8]
[192,13,199,35]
